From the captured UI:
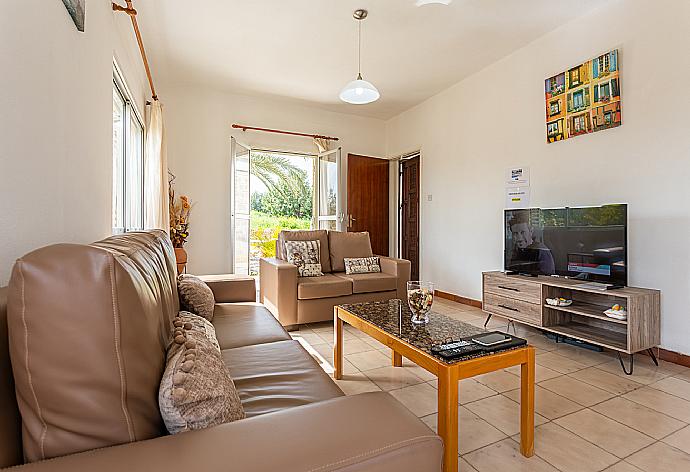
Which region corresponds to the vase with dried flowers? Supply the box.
[169,184,192,274]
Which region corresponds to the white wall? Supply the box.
[163,85,387,275]
[386,0,690,354]
[0,0,148,285]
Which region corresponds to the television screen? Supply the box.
[504,204,627,285]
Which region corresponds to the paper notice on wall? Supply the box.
[505,187,531,209]
[506,166,530,186]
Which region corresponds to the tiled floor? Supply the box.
[290,298,690,472]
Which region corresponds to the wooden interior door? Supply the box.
[347,154,389,256]
[400,156,420,280]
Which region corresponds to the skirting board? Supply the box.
[435,289,690,369]
[434,289,482,309]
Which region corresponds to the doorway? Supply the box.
[231,137,343,275]
[347,154,389,256]
[399,154,420,280]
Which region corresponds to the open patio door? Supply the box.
[316,147,343,231]
[231,137,251,274]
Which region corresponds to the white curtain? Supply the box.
[144,101,170,232]
[313,137,331,153]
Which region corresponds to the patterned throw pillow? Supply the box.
[344,256,381,275]
[178,274,215,321]
[284,240,324,277]
[159,311,245,434]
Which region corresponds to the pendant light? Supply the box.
[339,9,380,105]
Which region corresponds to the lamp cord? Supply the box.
[358,19,362,76]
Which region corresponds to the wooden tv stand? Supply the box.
[481,271,661,374]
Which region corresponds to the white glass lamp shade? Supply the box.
[415,0,452,5]
[339,77,380,105]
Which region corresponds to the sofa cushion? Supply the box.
[335,272,398,294]
[212,302,290,350]
[344,256,381,275]
[278,230,331,273]
[221,340,343,417]
[159,312,244,435]
[178,274,215,321]
[284,240,324,277]
[328,231,373,272]
[6,231,176,462]
[297,274,352,300]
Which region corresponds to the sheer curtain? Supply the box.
[144,101,170,232]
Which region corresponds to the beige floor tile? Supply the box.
[539,375,615,407]
[554,409,654,458]
[427,378,498,405]
[591,397,686,440]
[316,329,358,344]
[602,461,643,472]
[505,364,562,383]
[362,365,424,391]
[422,406,507,454]
[570,367,644,395]
[662,425,690,455]
[552,344,613,367]
[389,382,438,417]
[290,329,327,346]
[335,338,377,355]
[627,442,690,471]
[673,367,690,383]
[464,438,559,472]
[345,349,391,371]
[504,386,583,420]
[474,370,521,393]
[311,343,360,375]
[533,422,618,472]
[624,386,690,423]
[523,334,559,352]
[535,351,589,374]
[333,372,381,395]
[649,376,690,401]
[458,457,479,472]
[596,359,676,385]
[402,358,437,381]
[464,394,547,436]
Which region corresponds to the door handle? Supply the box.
[348,214,357,227]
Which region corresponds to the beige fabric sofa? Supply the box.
[260,230,411,327]
[0,231,442,471]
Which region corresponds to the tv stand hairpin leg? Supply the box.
[617,349,660,376]
[483,314,492,328]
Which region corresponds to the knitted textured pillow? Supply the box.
[159,311,244,434]
[284,240,324,277]
[178,274,215,321]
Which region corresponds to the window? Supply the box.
[112,66,144,233]
[599,54,610,75]
[549,99,560,115]
[573,90,584,109]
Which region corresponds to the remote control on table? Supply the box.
[431,340,484,359]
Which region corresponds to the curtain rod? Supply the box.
[112,1,158,102]
[232,124,339,141]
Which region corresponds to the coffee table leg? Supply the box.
[392,350,403,367]
[520,347,535,457]
[437,367,458,472]
[334,310,343,380]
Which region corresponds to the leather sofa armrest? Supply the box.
[197,274,257,303]
[13,393,442,472]
[259,258,298,326]
[378,256,412,300]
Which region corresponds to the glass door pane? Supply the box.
[232,138,251,275]
[317,148,342,230]
[112,87,125,233]
[125,112,143,231]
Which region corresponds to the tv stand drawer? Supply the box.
[484,293,542,326]
[484,273,541,304]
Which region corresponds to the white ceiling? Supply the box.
[136,0,609,120]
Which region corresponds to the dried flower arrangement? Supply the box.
[169,181,192,249]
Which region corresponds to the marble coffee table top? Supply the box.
[338,299,521,364]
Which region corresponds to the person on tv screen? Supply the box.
[508,212,555,275]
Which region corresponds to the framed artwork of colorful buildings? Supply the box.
[545,49,621,143]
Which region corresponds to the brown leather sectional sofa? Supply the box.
[0,231,442,471]
[261,229,411,327]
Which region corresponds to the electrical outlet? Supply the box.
[427,194,433,202]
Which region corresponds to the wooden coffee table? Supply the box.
[333,300,535,472]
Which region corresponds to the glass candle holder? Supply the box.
[407,281,434,325]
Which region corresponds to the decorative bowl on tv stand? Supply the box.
[407,281,434,325]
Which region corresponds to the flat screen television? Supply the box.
[504,204,627,286]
